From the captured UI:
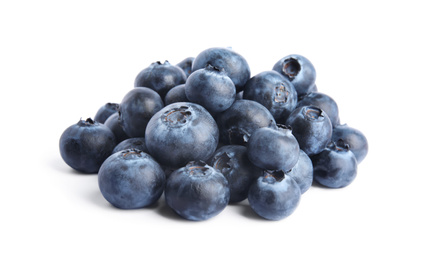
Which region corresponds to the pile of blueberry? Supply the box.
[59,47,368,221]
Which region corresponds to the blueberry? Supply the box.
[209,145,262,203]
[59,118,117,173]
[217,100,277,145]
[98,149,165,209]
[185,64,236,114]
[243,70,297,123]
[332,124,368,163]
[118,87,164,138]
[145,102,219,168]
[134,60,187,98]
[192,47,250,92]
[273,54,316,97]
[164,84,188,105]
[104,113,129,144]
[285,106,332,156]
[296,92,340,127]
[94,102,119,124]
[288,150,313,194]
[176,57,194,78]
[247,125,300,171]
[248,170,301,220]
[310,140,358,188]
[165,161,230,221]
[112,137,148,154]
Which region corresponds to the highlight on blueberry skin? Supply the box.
[134,60,187,98]
[165,161,230,221]
[94,102,119,124]
[243,70,298,123]
[273,54,316,97]
[286,105,332,156]
[176,57,195,78]
[248,170,301,221]
[59,118,117,173]
[209,145,262,203]
[247,125,300,171]
[310,140,358,188]
[192,47,251,92]
[118,87,164,138]
[145,102,219,168]
[98,149,166,209]
[296,92,340,127]
[332,124,368,163]
[185,64,236,114]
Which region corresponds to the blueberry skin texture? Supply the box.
[310,141,358,188]
[164,84,188,105]
[217,100,277,145]
[297,92,340,127]
[165,161,230,221]
[118,87,164,138]
[185,65,236,114]
[145,102,219,168]
[59,118,117,173]
[248,171,301,221]
[288,149,313,194]
[192,47,251,92]
[112,137,148,154]
[104,113,129,144]
[209,145,262,203]
[176,57,194,78]
[94,103,119,124]
[243,71,297,122]
[286,106,332,156]
[273,54,316,97]
[98,149,165,209]
[247,126,300,171]
[332,124,368,163]
[134,61,187,98]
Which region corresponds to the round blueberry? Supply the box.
[185,64,236,114]
[59,118,117,173]
[248,170,301,220]
[118,87,164,138]
[310,140,358,188]
[332,124,368,163]
[112,137,148,154]
[94,102,119,124]
[98,149,165,209]
[296,92,340,127]
[288,149,313,194]
[286,106,332,156]
[145,102,219,168]
[176,57,194,78]
[192,47,251,92]
[209,145,262,203]
[164,84,188,105]
[273,54,316,97]
[135,60,187,98]
[104,113,129,144]
[243,71,297,122]
[165,161,230,221]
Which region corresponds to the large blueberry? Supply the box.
[285,106,332,156]
[94,102,119,124]
[145,102,219,168]
[248,170,301,220]
[296,92,340,127]
[192,47,250,92]
[104,113,129,144]
[98,149,165,209]
[165,161,230,221]
[247,125,300,171]
[288,149,313,194]
[176,57,194,78]
[135,60,187,98]
[310,140,358,188]
[59,118,117,173]
[332,124,368,163]
[209,145,262,203]
[118,87,164,138]
[273,54,316,97]
[112,137,148,154]
[243,71,297,122]
[185,64,236,114]
[217,100,277,145]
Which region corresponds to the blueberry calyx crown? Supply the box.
[163,106,192,126]
[152,60,170,66]
[205,63,225,73]
[263,170,286,184]
[78,117,96,126]
[228,127,250,144]
[186,161,212,176]
[328,139,350,152]
[303,106,325,121]
[121,149,144,159]
[214,152,232,174]
[274,84,289,103]
[282,58,301,81]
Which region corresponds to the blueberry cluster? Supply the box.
[59,47,368,221]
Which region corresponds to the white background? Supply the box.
[1,0,432,259]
